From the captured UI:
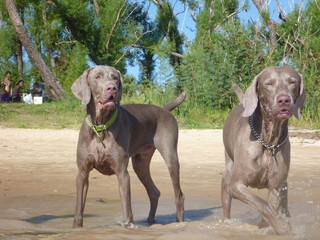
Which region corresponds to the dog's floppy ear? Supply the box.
[116,70,123,102]
[71,68,92,105]
[242,74,259,117]
[293,73,306,118]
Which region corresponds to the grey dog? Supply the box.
[71,65,185,228]
[221,66,306,234]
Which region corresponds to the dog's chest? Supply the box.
[91,142,118,175]
[248,150,288,189]
[94,153,116,175]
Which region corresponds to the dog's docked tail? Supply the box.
[232,82,244,103]
[163,92,186,112]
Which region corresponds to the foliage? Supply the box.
[0,24,16,69]
[0,0,320,128]
[51,0,125,69]
[55,43,89,95]
[1,85,318,129]
[126,2,160,83]
[196,0,239,39]
[0,2,18,78]
[277,1,320,121]
[156,1,183,66]
[177,18,272,108]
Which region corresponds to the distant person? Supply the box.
[0,71,12,102]
[12,80,24,102]
[39,78,50,102]
[30,82,42,98]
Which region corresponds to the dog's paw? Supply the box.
[118,221,136,229]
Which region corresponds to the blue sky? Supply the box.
[128,0,306,81]
[177,0,304,41]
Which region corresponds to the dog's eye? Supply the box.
[289,79,297,85]
[265,81,273,86]
[110,73,118,81]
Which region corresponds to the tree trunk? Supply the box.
[4,0,65,100]
[16,40,23,80]
[16,7,24,80]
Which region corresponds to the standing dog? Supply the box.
[71,65,185,228]
[221,66,306,234]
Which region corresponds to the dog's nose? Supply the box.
[106,84,117,93]
[277,94,291,106]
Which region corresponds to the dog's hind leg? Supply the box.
[157,145,184,222]
[132,146,160,224]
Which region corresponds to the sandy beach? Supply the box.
[0,127,319,239]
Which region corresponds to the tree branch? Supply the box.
[252,0,277,48]
[276,0,287,21]
[170,51,184,58]
[106,0,127,55]
[277,1,305,47]
[214,3,248,30]
[130,44,185,59]
[151,0,162,6]
[93,0,100,14]
[186,4,197,22]
[55,40,78,46]
[114,27,157,66]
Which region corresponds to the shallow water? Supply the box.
[0,129,319,239]
[0,182,319,240]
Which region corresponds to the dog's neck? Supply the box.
[87,100,118,125]
[253,105,288,147]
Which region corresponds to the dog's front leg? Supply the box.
[117,169,134,227]
[268,186,292,233]
[232,182,291,235]
[73,169,90,228]
[277,182,291,217]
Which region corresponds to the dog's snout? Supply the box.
[277,94,291,106]
[106,84,118,93]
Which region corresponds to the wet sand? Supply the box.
[0,128,319,239]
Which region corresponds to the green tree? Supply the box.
[177,18,269,109]
[0,22,17,73]
[156,1,184,67]
[196,0,239,40]
[50,0,133,72]
[4,0,66,100]
[126,2,160,84]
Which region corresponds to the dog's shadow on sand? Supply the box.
[23,206,222,226]
[23,214,94,224]
[135,206,222,225]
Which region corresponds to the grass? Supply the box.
[0,96,226,129]
[0,95,319,130]
[0,97,85,129]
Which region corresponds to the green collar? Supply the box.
[86,106,119,139]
